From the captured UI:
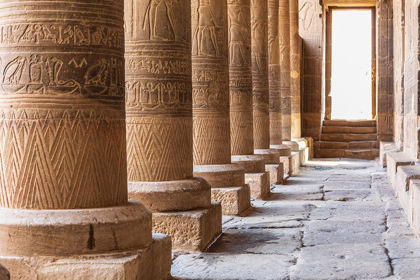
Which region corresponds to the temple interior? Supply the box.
[0,0,419,279]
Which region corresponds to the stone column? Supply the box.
[228,0,270,199]
[290,0,301,139]
[192,0,251,215]
[125,0,222,251]
[251,0,284,185]
[268,0,292,175]
[0,1,171,278]
[279,0,292,143]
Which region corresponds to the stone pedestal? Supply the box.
[279,0,292,141]
[228,0,270,199]
[290,0,301,139]
[255,149,284,185]
[125,0,221,251]
[192,0,250,215]
[0,1,171,278]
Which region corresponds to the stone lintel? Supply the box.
[386,152,416,188]
[153,202,222,252]
[245,172,271,199]
[1,234,172,280]
[211,186,251,216]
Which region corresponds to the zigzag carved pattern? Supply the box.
[0,111,127,209]
[193,116,231,165]
[230,113,254,155]
[126,117,193,181]
[253,115,270,149]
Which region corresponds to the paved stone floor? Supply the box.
[171,159,420,279]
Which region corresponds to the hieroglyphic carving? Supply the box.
[251,0,270,149]
[290,0,301,138]
[125,0,193,181]
[279,0,291,141]
[0,0,128,210]
[192,0,231,165]
[268,0,282,145]
[228,0,253,156]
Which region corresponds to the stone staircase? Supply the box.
[320,120,379,159]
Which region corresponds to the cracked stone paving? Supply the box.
[171,159,420,280]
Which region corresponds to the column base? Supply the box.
[280,156,291,178]
[254,149,281,164]
[282,141,300,151]
[211,185,251,216]
[245,172,270,199]
[0,264,9,280]
[231,155,266,173]
[0,203,172,279]
[270,144,292,156]
[266,163,284,185]
[194,164,251,216]
[152,202,222,251]
[1,234,172,280]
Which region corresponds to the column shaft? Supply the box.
[290,0,301,138]
[268,0,282,145]
[279,0,291,141]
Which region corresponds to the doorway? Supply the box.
[329,9,375,120]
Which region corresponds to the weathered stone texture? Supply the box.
[279,0,291,141]
[268,0,282,145]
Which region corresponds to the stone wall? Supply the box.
[298,0,323,156]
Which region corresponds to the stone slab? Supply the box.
[290,244,391,279]
[211,186,251,216]
[172,253,293,280]
[324,181,371,190]
[245,172,270,199]
[208,228,302,255]
[266,163,284,185]
[324,189,376,202]
[303,220,385,246]
[1,234,172,280]
[395,166,420,222]
[273,184,324,201]
[411,180,420,238]
[153,202,222,251]
[310,201,386,222]
[392,257,420,279]
[386,152,415,189]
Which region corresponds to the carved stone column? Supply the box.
[0,1,171,278]
[268,0,292,176]
[279,0,292,142]
[192,0,251,215]
[290,0,301,139]
[125,0,222,251]
[228,0,270,198]
[251,0,283,185]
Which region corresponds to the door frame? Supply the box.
[324,6,377,120]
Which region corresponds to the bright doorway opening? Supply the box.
[330,10,373,120]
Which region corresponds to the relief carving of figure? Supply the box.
[228,0,250,66]
[143,0,180,41]
[193,0,220,56]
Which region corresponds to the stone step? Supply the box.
[323,120,376,127]
[322,126,377,134]
[320,148,379,160]
[320,141,378,149]
[321,133,377,142]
